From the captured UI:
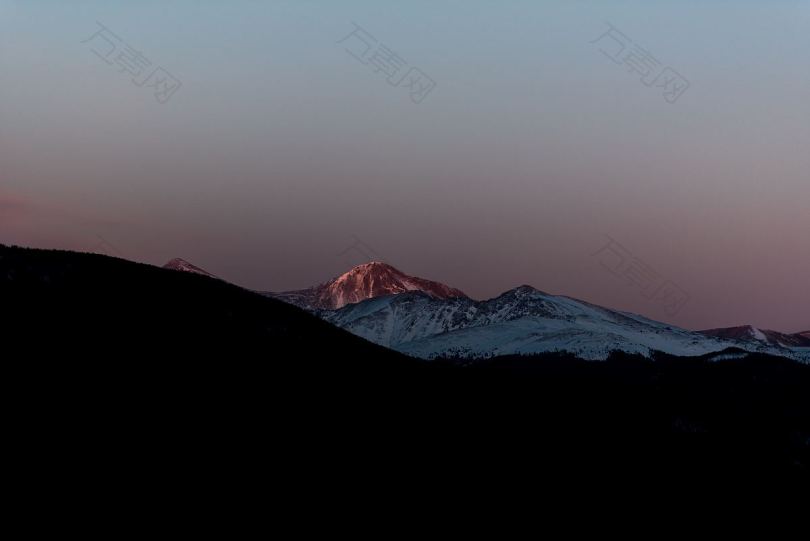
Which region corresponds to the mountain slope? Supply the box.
[0,245,409,368]
[324,287,806,361]
[266,261,466,310]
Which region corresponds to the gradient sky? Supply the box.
[2,0,809,332]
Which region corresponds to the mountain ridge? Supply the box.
[322,288,801,361]
[160,256,808,361]
[5,244,809,483]
[699,325,810,348]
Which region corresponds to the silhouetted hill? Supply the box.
[0,244,410,366]
[2,244,808,489]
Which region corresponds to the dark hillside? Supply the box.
[2,245,808,488]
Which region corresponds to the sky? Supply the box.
[1,0,809,333]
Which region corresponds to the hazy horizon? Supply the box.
[2,1,809,333]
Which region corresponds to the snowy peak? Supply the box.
[699,325,810,348]
[331,261,409,294]
[163,258,219,280]
[268,261,467,310]
[510,285,543,296]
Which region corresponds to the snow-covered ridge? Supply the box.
[322,288,809,362]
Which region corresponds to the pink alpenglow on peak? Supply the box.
[163,258,219,280]
[268,261,467,310]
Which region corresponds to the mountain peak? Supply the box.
[514,285,543,294]
[269,261,467,310]
[165,257,191,267]
[501,284,554,298]
[341,261,401,276]
[163,258,218,279]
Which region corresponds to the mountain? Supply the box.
[1,245,408,368]
[163,257,219,279]
[798,331,810,340]
[266,261,467,310]
[259,261,808,362]
[323,286,809,362]
[700,325,810,348]
[3,244,809,482]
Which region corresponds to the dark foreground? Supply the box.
[2,244,808,494]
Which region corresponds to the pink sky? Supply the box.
[2,1,808,333]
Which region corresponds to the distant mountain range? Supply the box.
[699,325,810,349]
[320,284,809,362]
[165,258,810,363]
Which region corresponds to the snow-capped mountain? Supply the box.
[265,261,466,310]
[321,286,809,362]
[699,325,810,348]
[163,258,219,280]
[162,258,808,363]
